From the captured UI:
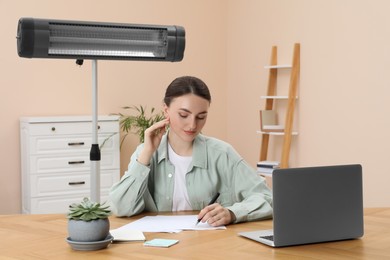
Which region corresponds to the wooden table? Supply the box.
[0,208,389,259]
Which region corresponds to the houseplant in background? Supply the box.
[113,105,165,147]
[66,197,113,250]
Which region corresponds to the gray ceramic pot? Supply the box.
[68,218,110,242]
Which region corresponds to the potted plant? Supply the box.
[67,197,111,243]
[113,105,165,147]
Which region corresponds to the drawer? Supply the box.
[29,193,110,214]
[26,120,119,136]
[30,152,119,174]
[20,115,121,215]
[29,133,119,154]
[30,170,119,197]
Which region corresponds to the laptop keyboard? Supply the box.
[260,235,274,241]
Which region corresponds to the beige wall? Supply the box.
[0,0,228,214]
[1,0,389,214]
[226,0,390,208]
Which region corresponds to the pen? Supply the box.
[196,192,220,225]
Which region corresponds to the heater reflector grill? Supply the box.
[48,23,168,58]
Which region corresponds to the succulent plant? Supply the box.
[68,197,111,221]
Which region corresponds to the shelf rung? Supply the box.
[257,130,298,136]
[264,64,292,69]
[260,96,298,99]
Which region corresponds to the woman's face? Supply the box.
[164,93,210,143]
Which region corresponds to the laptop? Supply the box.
[239,164,364,247]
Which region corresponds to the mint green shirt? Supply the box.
[109,133,273,223]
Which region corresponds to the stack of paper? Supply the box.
[144,239,179,248]
[109,228,145,242]
[112,215,226,234]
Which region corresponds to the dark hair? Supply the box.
[164,76,211,106]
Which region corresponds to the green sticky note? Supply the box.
[144,238,179,248]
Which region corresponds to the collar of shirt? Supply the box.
[156,132,208,169]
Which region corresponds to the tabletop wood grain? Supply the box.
[0,208,389,259]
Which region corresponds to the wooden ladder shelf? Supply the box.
[259,43,300,168]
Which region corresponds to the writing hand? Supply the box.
[197,203,235,227]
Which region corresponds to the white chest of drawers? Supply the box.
[20,116,120,214]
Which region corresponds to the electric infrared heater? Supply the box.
[17,17,185,202]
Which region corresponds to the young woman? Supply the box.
[109,76,272,226]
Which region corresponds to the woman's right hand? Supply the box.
[137,118,170,166]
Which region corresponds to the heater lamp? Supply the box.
[17,17,185,61]
[16,17,185,203]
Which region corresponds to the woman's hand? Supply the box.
[137,118,170,165]
[197,203,236,226]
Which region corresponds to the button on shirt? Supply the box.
[168,143,193,211]
[109,133,273,223]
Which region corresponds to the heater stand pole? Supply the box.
[90,60,101,202]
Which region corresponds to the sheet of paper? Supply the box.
[110,228,145,241]
[115,215,226,233]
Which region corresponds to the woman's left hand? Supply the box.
[197,203,236,226]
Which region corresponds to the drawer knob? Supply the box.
[68,142,85,146]
[51,127,56,131]
[68,160,85,165]
[68,181,86,185]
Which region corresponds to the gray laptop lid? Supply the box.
[272,164,364,247]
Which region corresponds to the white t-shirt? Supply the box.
[168,144,193,211]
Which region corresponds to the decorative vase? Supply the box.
[68,218,110,242]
